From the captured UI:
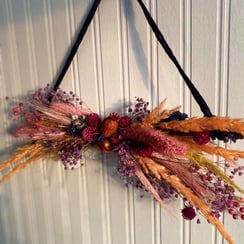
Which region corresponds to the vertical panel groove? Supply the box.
[120,0,131,108]
[179,2,185,244]
[116,0,128,111]
[22,3,40,242]
[68,2,92,242]
[117,2,135,244]
[92,8,112,244]
[43,0,56,78]
[42,181,56,244]
[5,0,21,93]
[3,1,23,243]
[0,46,11,244]
[220,2,231,244]
[221,0,231,116]
[80,164,91,244]
[148,2,161,244]
[146,0,153,105]
[215,0,223,117]
[151,0,159,108]
[42,1,58,243]
[183,0,193,243]
[24,0,38,86]
[214,2,223,243]
[65,0,80,93]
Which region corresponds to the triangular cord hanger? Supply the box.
[50,0,211,115]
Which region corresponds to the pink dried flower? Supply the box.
[82,126,97,142]
[119,116,132,128]
[121,125,187,156]
[12,107,19,116]
[87,113,100,126]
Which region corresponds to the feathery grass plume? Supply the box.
[142,99,181,126]
[142,99,167,126]
[50,101,91,117]
[176,136,244,163]
[14,125,66,139]
[159,116,244,135]
[28,100,72,125]
[151,152,208,199]
[0,134,84,183]
[187,152,244,194]
[137,156,234,244]
[0,142,51,184]
[121,125,187,156]
[133,160,166,208]
[0,143,39,172]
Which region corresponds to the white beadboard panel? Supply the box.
[225,1,244,244]
[1,1,244,244]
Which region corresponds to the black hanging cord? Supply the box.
[49,0,213,118]
[50,0,102,95]
[137,0,213,117]
[50,0,213,117]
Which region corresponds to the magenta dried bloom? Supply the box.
[137,145,153,157]
[122,125,187,156]
[82,126,97,142]
[110,134,120,145]
[181,206,196,220]
[193,131,210,145]
[87,113,100,127]
[119,116,132,128]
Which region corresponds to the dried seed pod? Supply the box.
[100,139,113,152]
[100,117,119,138]
[109,112,120,121]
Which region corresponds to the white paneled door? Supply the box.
[0,0,244,243]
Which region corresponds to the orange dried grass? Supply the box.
[137,156,234,244]
[0,143,48,184]
[176,136,244,163]
[159,116,244,135]
[142,99,181,127]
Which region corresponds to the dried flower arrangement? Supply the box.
[1,85,244,244]
[1,1,244,244]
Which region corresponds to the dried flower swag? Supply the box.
[1,84,244,244]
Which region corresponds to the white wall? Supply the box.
[0,0,244,243]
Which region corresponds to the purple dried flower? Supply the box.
[114,142,136,177]
[57,140,83,168]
